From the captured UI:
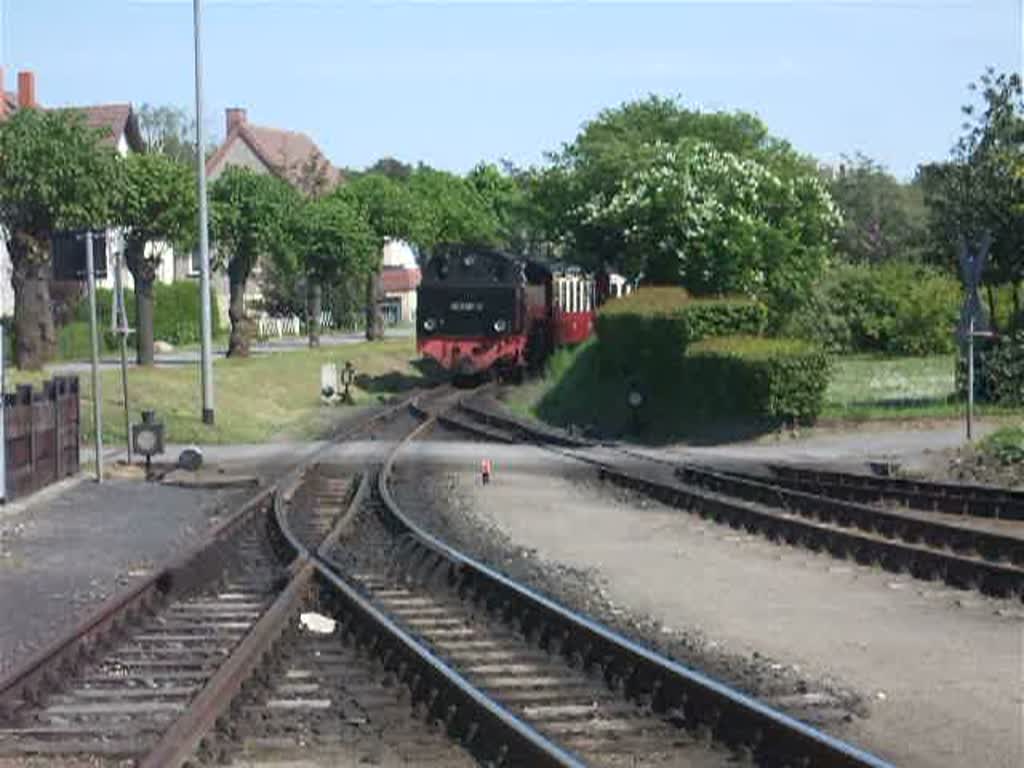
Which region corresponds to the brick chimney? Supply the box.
[0,67,6,119]
[17,71,36,109]
[225,107,247,135]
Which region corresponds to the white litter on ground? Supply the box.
[299,612,336,634]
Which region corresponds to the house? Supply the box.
[0,69,182,323]
[379,239,421,325]
[205,108,344,323]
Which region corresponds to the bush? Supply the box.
[970,331,1024,405]
[782,262,959,356]
[596,287,767,375]
[980,426,1024,465]
[683,336,831,426]
[71,282,221,348]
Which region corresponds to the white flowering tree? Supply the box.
[579,138,840,317]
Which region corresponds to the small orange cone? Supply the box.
[481,458,492,486]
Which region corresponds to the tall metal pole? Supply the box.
[194,0,215,425]
[114,248,132,464]
[0,318,6,503]
[967,316,975,442]
[86,233,104,482]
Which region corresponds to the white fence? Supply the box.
[255,311,362,340]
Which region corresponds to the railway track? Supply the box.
[312,396,891,767]
[447,395,1024,601]
[0,386,893,766]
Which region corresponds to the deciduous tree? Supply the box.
[0,109,119,369]
[919,68,1024,329]
[210,167,297,357]
[116,152,196,364]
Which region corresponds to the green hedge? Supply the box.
[71,282,221,348]
[966,331,1024,405]
[682,336,831,426]
[597,287,767,374]
[782,262,960,356]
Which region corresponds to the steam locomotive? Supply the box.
[415,244,607,379]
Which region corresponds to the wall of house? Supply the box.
[0,238,12,318]
[208,138,269,182]
[384,290,417,324]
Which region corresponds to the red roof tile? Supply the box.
[380,267,421,294]
[207,121,343,194]
[54,103,144,151]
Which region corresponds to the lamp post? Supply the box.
[193,0,215,425]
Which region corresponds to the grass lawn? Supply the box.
[822,354,1023,422]
[10,338,428,445]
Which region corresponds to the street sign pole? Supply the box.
[967,316,975,442]
[194,0,215,426]
[85,232,103,482]
[114,247,132,464]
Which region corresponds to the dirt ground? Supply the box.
[391,439,1023,768]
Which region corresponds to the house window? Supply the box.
[189,248,201,276]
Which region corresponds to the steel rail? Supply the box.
[377,398,892,768]
[451,399,1024,597]
[138,472,371,768]
[0,484,274,718]
[765,463,1024,520]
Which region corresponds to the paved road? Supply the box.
[46,327,413,374]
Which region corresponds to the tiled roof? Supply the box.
[381,267,421,294]
[207,122,343,194]
[58,104,143,150]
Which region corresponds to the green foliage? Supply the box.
[335,173,422,247]
[824,154,928,264]
[595,287,767,375]
[980,425,1024,465]
[466,162,545,254]
[0,108,120,239]
[210,167,299,282]
[782,262,960,356]
[297,194,378,282]
[531,95,836,309]
[406,166,500,251]
[67,283,221,353]
[683,336,831,426]
[116,152,196,250]
[974,331,1024,405]
[918,69,1024,313]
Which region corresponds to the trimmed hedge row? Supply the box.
[682,336,831,426]
[597,287,767,374]
[72,282,222,348]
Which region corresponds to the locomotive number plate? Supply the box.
[450,301,484,312]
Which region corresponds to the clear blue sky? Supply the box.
[1,1,1020,180]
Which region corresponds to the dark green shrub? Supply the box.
[683,336,831,425]
[597,287,767,375]
[70,282,221,349]
[980,426,1024,465]
[973,331,1024,405]
[783,262,959,355]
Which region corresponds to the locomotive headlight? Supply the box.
[423,317,437,332]
[493,319,508,333]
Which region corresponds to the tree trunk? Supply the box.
[124,239,157,366]
[307,279,322,348]
[364,271,384,341]
[226,261,251,358]
[9,233,57,370]
[986,284,999,334]
[1013,281,1022,332]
